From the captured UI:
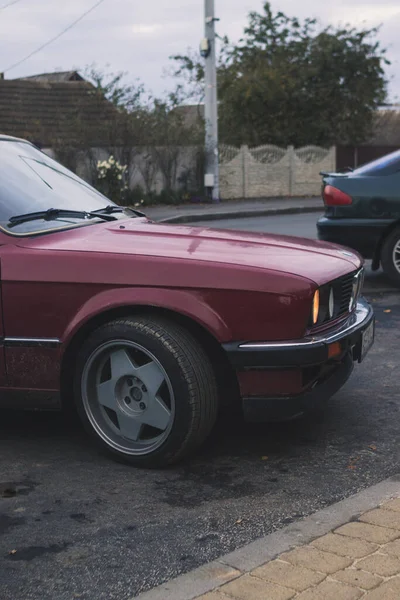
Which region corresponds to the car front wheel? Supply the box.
[381,227,400,286]
[73,316,218,467]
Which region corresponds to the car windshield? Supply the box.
[352,150,400,177]
[0,139,118,234]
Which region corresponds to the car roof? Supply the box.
[0,134,34,145]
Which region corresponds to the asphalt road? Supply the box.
[190,212,398,294]
[192,212,322,237]
[0,294,399,600]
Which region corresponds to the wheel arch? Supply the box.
[60,304,239,411]
[373,219,400,271]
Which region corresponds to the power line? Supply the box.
[4,0,107,72]
[0,0,23,9]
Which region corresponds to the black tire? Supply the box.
[381,227,400,286]
[73,316,219,468]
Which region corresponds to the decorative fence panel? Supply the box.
[219,144,336,199]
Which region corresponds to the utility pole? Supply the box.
[202,0,219,202]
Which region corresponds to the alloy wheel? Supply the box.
[81,340,175,456]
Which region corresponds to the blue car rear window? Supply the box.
[353,150,400,176]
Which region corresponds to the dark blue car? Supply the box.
[317,150,400,285]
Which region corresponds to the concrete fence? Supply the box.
[46,143,336,199]
[219,144,336,198]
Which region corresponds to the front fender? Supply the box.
[61,287,231,348]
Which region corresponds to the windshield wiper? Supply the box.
[92,205,146,218]
[8,208,118,226]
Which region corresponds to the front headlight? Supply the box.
[312,289,320,324]
[309,268,364,328]
[349,269,364,311]
[311,286,333,326]
[328,287,335,319]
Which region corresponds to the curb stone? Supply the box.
[133,475,400,600]
[157,205,322,224]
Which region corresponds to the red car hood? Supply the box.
[24,217,362,286]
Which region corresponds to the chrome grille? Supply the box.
[334,271,356,318]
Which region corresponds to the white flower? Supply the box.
[118,174,122,180]
[134,203,140,207]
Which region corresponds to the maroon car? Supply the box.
[0,136,375,467]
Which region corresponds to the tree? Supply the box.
[52,64,204,202]
[171,2,390,147]
[80,64,154,188]
[83,63,147,112]
[143,97,203,193]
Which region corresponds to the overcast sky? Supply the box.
[0,0,399,102]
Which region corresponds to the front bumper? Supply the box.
[223,298,374,422]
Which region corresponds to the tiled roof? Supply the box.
[0,78,121,147]
[173,104,205,128]
[16,71,84,82]
[365,110,400,146]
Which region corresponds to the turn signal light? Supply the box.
[323,185,352,206]
[328,342,342,359]
[312,290,320,325]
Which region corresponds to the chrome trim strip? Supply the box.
[4,337,61,348]
[239,299,372,351]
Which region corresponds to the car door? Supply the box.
[0,238,61,407]
[0,252,7,389]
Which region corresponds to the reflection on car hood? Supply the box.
[23,217,362,286]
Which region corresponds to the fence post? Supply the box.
[288,145,295,196]
[241,145,249,198]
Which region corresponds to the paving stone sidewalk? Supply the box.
[135,479,400,600]
[197,498,400,600]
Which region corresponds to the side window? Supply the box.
[353,151,400,176]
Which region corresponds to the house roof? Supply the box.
[365,110,400,146]
[173,104,205,128]
[16,71,84,83]
[0,78,121,147]
[377,104,400,112]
